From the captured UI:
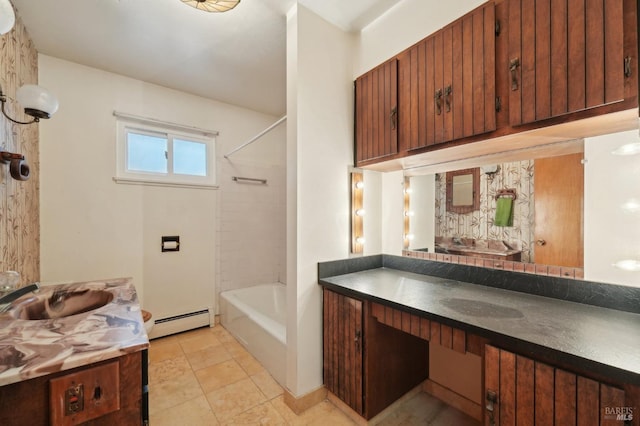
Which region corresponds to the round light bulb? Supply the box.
[355,181,364,189]
[355,209,366,216]
[621,198,640,213]
[611,142,640,156]
[612,259,640,271]
[0,0,15,35]
[405,210,414,217]
[355,237,365,244]
[404,234,415,240]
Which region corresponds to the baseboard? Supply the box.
[422,379,482,422]
[283,385,327,415]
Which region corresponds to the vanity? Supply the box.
[319,255,640,424]
[0,278,149,425]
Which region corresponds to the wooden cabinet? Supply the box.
[354,58,398,164]
[399,2,497,152]
[484,345,637,426]
[508,0,632,126]
[323,288,429,419]
[0,351,144,426]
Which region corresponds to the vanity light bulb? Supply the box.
[405,210,415,217]
[356,237,365,244]
[355,209,366,216]
[621,198,640,213]
[404,234,415,240]
[355,181,364,189]
[404,187,413,194]
[612,259,640,271]
[611,142,640,156]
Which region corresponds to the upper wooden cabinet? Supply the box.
[508,0,631,125]
[354,58,398,164]
[399,2,497,151]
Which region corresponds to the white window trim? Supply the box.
[113,111,219,189]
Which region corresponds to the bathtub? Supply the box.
[219,283,286,386]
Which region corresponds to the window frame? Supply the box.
[114,114,218,189]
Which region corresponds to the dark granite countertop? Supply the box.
[320,267,640,382]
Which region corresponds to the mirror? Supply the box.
[446,168,479,213]
[404,143,587,278]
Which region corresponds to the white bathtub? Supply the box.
[219,283,286,386]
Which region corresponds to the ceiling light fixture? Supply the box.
[181,0,240,13]
[0,0,15,35]
[0,83,59,125]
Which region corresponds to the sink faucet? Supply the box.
[453,237,463,245]
[0,282,40,305]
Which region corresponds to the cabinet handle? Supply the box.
[355,330,362,353]
[624,56,632,78]
[510,58,520,91]
[435,89,443,115]
[444,85,452,112]
[486,390,498,426]
[390,106,397,130]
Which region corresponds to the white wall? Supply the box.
[39,55,285,319]
[584,130,640,287]
[286,5,355,396]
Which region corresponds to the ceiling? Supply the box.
[11,0,402,117]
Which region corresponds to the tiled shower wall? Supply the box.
[435,160,535,262]
[217,158,286,294]
[0,10,40,285]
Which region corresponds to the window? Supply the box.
[114,113,217,188]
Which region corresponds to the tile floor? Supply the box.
[148,326,480,425]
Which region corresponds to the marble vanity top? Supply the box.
[0,277,149,386]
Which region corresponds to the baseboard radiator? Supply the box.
[148,308,212,339]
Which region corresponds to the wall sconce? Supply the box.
[351,171,364,254]
[0,0,15,35]
[403,177,411,250]
[0,83,59,125]
[0,151,30,181]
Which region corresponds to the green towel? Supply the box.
[494,197,514,227]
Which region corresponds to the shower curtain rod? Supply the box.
[224,115,287,158]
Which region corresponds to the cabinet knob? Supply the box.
[536,239,546,246]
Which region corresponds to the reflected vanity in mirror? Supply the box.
[403,142,585,279]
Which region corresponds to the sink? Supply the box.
[9,289,114,320]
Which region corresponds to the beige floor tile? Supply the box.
[148,355,192,385]
[376,393,445,425]
[236,353,266,376]
[269,395,299,424]
[206,377,269,421]
[211,325,236,343]
[251,370,283,400]
[179,328,222,354]
[430,405,480,426]
[195,358,248,393]
[225,340,251,358]
[224,400,287,425]
[148,338,184,364]
[186,343,233,371]
[149,371,203,415]
[149,395,219,426]
[293,400,357,426]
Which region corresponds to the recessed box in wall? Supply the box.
[49,361,120,426]
[161,236,180,252]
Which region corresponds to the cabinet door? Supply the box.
[508,0,626,126]
[399,2,496,151]
[355,59,398,165]
[484,345,628,426]
[323,289,364,415]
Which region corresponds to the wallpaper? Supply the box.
[0,10,40,285]
[435,160,535,262]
